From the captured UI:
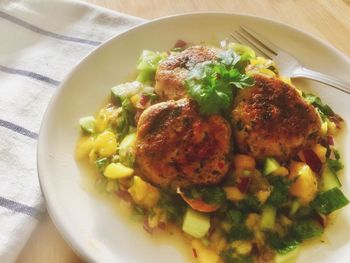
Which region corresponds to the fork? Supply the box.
[232,27,350,95]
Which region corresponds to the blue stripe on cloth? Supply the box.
[0,65,60,86]
[0,119,38,139]
[0,10,101,46]
[0,196,40,219]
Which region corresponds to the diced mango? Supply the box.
[94,131,117,157]
[104,162,134,179]
[75,136,94,159]
[191,240,220,263]
[255,189,271,204]
[233,154,256,171]
[128,176,160,208]
[271,166,289,177]
[289,162,317,204]
[231,240,253,255]
[224,186,246,201]
[312,144,327,163]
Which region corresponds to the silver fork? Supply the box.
[232,27,350,95]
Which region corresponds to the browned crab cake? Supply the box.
[135,98,231,188]
[155,45,220,100]
[232,75,321,162]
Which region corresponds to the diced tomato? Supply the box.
[177,188,220,213]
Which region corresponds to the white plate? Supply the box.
[38,13,350,263]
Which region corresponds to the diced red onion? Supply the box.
[158,222,166,230]
[314,213,327,228]
[174,39,188,49]
[327,136,334,146]
[302,149,322,174]
[237,176,251,193]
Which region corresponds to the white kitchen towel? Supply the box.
[0,1,144,262]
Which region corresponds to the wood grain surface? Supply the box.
[16,1,350,262]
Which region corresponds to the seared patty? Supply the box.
[232,75,321,162]
[135,98,231,188]
[155,45,220,100]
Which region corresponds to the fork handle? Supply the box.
[292,67,350,95]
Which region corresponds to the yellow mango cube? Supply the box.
[75,136,94,159]
[94,131,117,157]
[289,162,317,204]
[128,176,160,208]
[104,162,134,179]
[224,187,246,201]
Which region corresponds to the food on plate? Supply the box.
[76,39,348,263]
[155,45,220,100]
[136,98,231,188]
[232,74,321,162]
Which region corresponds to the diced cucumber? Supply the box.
[119,133,136,167]
[289,200,300,216]
[320,163,341,191]
[263,157,280,175]
[275,246,300,263]
[311,187,349,215]
[104,162,134,179]
[95,157,109,172]
[136,50,167,83]
[79,116,96,133]
[260,205,276,230]
[182,208,210,238]
[111,81,143,103]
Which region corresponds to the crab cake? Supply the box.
[135,98,231,188]
[155,45,220,100]
[232,75,321,162]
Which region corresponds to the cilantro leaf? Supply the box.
[302,92,334,116]
[185,57,254,115]
[183,186,226,205]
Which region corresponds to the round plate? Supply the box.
[38,13,350,263]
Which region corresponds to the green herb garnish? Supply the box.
[185,51,254,115]
[183,186,226,205]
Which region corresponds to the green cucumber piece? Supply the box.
[311,187,349,215]
[119,133,136,167]
[111,81,142,102]
[260,205,276,230]
[182,208,210,238]
[263,157,280,175]
[320,163,341,191]
[79,116,96,133]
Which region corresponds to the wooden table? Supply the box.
[16,1,350,262]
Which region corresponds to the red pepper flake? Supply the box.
[192,248,198,258]
[218,161,225,169]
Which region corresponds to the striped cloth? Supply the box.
[0,1,143,262]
